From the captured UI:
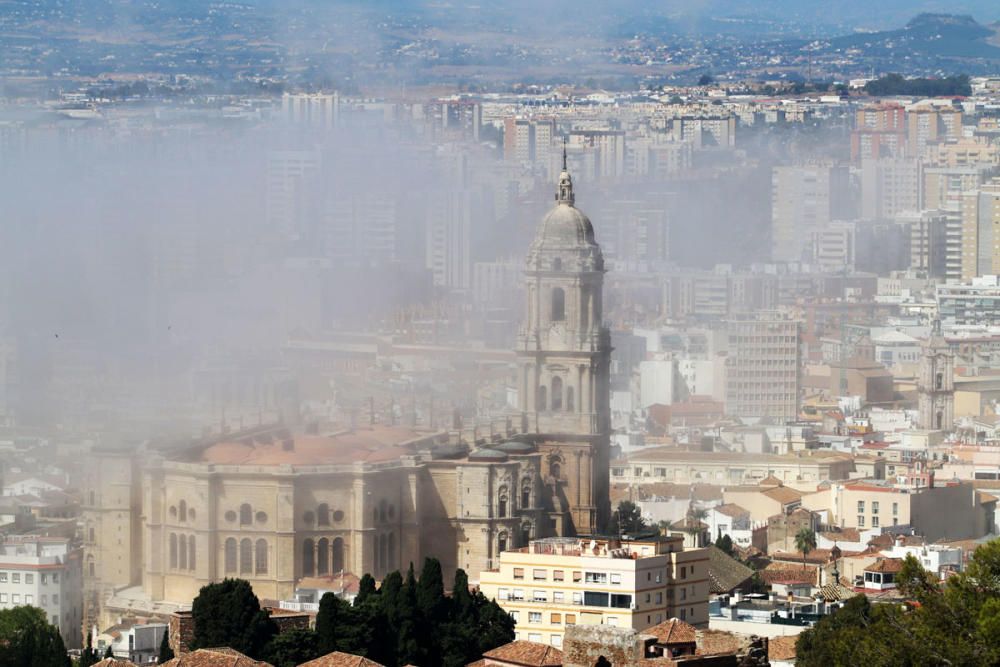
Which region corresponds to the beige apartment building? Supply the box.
[802,480,995,541]
[479,535,709,649]
[611,448,854,487]
[724,314,801,422]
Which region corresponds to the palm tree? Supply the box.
[684,506,709,547]
[794,527,817,572]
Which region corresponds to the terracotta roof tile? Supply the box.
[161,648,273,667]
[768,635,798,662]
[761,486,804,504]
[866,557,904,573]
[695,629,744,656]
[643,618,697,645]
[482,640,563,667]
[93,660,139,667]
[299,652,386,667]
[707,545,755,594]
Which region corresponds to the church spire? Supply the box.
[556,137,574,206]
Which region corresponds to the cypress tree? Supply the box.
[157,628,175,663]
[355,573,377,606]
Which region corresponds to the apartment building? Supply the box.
[724,315,801,422]
[479,535,709,649]
[611,448,854,487]
[0,536,83,648]
[802,480,995,542]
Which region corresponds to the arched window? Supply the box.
[88,556,95,577]
[317,503,329,526]
[936,372,943,390]
[179,534,187,570]
[552,258,562,271]
[179,500,187,523]
[88,527,95,543]
[566,386,575,412]
[317,538,329,575]
[498,532,508,554]
[240,504,252,526]
[189,535,196,571]
[522,484,531,509]
[302,539,315,576]
[240,538,252,574]
[551,377,563,410]
[521,523,532,545]
[498,486,508,518]
[551,460,562,480]
[255,539,268,575]
[169,533,178,569]
[224,538,237,573]
[332,537,345,573]
[379,500,387,523]
[551,288,565,321]
[537,385,547,412]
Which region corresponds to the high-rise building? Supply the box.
[266,149,322,241]
[853,103,907,161]
[860,158,922,220]
[923,165,990,212]
[281,92,339,130]
[917,321,954,431]
[903,209,963,280]
[907,105,962,157]
[725,314,801,422]
[504,117,555,171]
[960,178,1000,278]
[478,535,710,647]
[771,164,853,263]
[569,130,627,181]
[516,157,612,535]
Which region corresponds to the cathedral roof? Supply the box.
[529,152,602,258]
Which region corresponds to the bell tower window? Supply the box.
[552,258,562,271]
[551,377,563,411]
[537,385,547,412]
[552,288,565,321]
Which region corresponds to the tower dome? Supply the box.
[527,147,603,271]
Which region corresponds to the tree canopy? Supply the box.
[204,560,514,667]
[0,606,70,667]
[797,539,1000,666]
[189,578,277,659]
[611,500,647,535]
[864,73,971,97]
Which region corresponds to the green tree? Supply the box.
[794,527,817,570]
[0,606,71,667]
[103,645,113,659]
[698,74,714,86]
[189,578,277,659]
[157,629,174,664]
[714,533,734,557]
[79,632,99,667]
[264,628,319,667]
[355,574,377,606]
[611,500,647,535]
[396,564,423,666]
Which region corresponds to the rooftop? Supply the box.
[181,426,442,467]
[482,640,563,667]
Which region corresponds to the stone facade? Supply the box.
[918,321,954,431]
[517,161,612,535]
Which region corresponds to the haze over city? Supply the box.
[4,2,1000,666]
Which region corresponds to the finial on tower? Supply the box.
[556,138,574,206]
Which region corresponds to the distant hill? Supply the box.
[823,13,1000,60]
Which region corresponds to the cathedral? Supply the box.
[80,161,613,625]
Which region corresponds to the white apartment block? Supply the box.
[0,537,82,648]
[479,536,709,649]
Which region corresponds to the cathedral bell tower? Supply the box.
[918,319,954,431]
[516,150,611,535]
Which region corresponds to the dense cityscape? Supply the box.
[4,1,1000,666]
